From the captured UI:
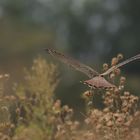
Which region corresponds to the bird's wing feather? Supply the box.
[101,54,140,76]
[45,48,99,78]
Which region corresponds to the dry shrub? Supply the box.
[12,56,60,140]
[0,74,14,140]
[82,54,140,140]
[0,55,140,140]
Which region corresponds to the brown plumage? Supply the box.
[45,48,140,89]
[83,76,116,89]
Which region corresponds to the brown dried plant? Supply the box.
[82,54,140,140]
[0,54,140,140]
[0,74,15,140]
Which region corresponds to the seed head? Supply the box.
[114,68,121,75]
[83,91,93,98]
[111,57,118,66]
[120,76,126,85]
[109,73,115,80]
[106,120,113,127]
[103,63,109,71]
[124,91,130,96]
[117,53,123,61]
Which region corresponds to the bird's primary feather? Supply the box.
[101,54,140,76]
[45,48,99,78]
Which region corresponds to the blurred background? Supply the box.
[0,0,140,110]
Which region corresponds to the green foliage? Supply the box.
[24,56,59,97]
[13,124,44,140]
[13,56,60,139]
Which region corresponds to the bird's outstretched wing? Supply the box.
[101,54,140,76]
[45,48,99,78]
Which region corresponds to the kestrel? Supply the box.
[45,48,140,90]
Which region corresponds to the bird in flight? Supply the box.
[45,48,140,90]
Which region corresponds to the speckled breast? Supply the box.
[83,76,116,89]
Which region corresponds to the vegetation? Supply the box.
[0,55,140,140]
